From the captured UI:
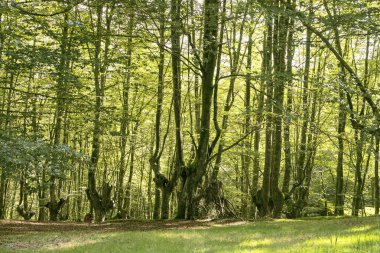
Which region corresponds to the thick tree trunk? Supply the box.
[161,187,171,219]
[153,186,161,219]
[189,0,219,219]
[87,3,115,223]
[270,0,288,218]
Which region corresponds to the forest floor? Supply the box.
[0,216,379,252]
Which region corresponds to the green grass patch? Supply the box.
[0,216,379,253]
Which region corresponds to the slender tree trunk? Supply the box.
[282,0,295,195]
[47,12,70,222]
[149,0,166,220]
[293,1,312,217]
[352,130,365,216]
[245,23,255,217]
[124,122,138,218]
[0,47,16,219]
[212,1,248,216]
[334,89,347,215]
[117,7,134,219]
[375,137,379,215]
[320,0,348,216]
[261,8,274,217]
[252,35,264,214]
[0,172,5,219]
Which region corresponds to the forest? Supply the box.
[0,0,379,227]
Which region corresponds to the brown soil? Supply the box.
[0,219,247,235]
[0,219,248,251]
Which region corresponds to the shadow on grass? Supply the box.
[52,216,380,253]
[150,216,380,253]
[1,216,379,253]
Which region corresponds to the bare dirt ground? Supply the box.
[0,219,249,251]
[0,219,248,235]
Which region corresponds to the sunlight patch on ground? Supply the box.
[0,232,118,252]
[239,238,271,248]
[349,225,371,232]
[45,237,98,250]
[158,231,204,240]
[273,218,304,222]
[303,234,380,248]
[1,217,379,253]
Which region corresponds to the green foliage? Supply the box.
[0,134,87,179]
[0,0,379,221]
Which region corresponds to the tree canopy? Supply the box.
[0,0,379,222]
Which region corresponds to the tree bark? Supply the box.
[375,137,379,215]
[87,3,115,222]
[179,0,219,220]
[270,0,288,218]
[320,0,348,216]
[117,6,134,219]
[261,6,274,217]
[282,11,295,195]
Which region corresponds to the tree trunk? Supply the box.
[293,1,312,217]
[211,0,248,216]
[281,13,294,194]
[319,0,348,217]
[352,130,365,216]
[261,7,274,217]
[179,0,219,220]
[375,137,379,215]
[270,0,288,218]
[117,7,134,219]
[125,122,138,218]
[0,172,5,219]
[87,3,115,223]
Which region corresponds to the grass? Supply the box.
[0,216,379,253]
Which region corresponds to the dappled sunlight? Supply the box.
[302,234,380,249]
[0,232,118,252]
[156,230,206,240]
[45,237,99,251]
[233,233,380,253]
[239,238,271,248]
[1,217,380,252]
[272,218,304,223]
[349,225,372,232]
[211,221,249,227]
[43,232,121,251]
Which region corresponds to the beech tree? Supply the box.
[0,0,379,222]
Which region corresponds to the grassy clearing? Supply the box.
[0,216,379,253]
